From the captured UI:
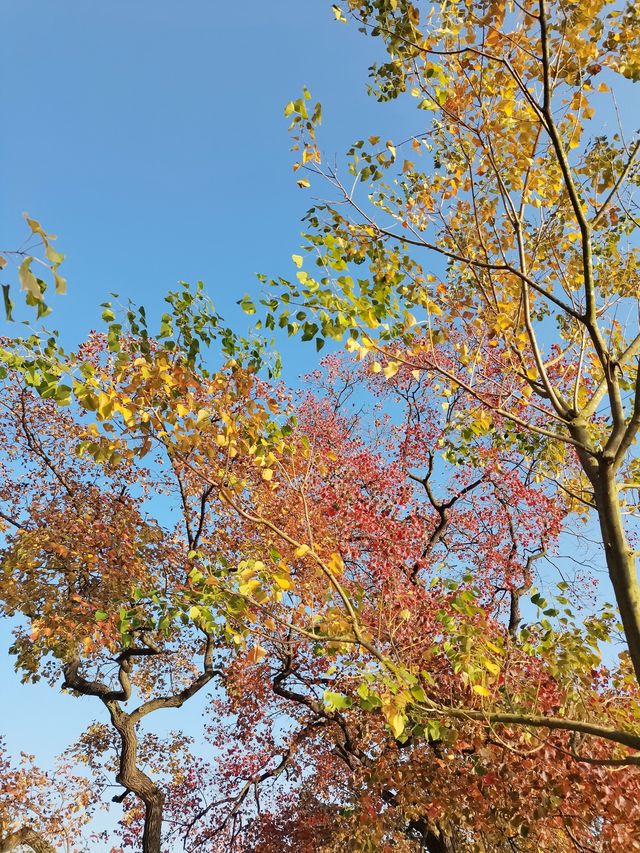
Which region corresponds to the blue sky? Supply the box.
[1,1,414,351]
[0,0,420,777]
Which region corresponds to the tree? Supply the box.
[255,0,640,699]
[0,738,96,853]
[4,0,640,836]
[166,355,640,852]
[7,316,639,850]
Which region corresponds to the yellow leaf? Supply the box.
[262,468,273,481]
[294,544,310,558]
[472,684,491,697]
[239,579,262,596]
[484,640,504,655]
[24,215,46,236]
[388,712,405,738]
[481,657,501,676]
[274,575,292,590]
[327,552,344,575]
[18,258,42,300]
[383,361,400,380]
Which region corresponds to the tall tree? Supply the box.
[9,326,638,851]
[254,0,640,696]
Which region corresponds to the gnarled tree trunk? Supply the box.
[0,828,56,853]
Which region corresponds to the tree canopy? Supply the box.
[2,0,640,850]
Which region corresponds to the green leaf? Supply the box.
[2,285,14,321]
[239,295,256,315]
[323,690,352,711]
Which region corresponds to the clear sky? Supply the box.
[0,0,420,776]
[1,0,416,348]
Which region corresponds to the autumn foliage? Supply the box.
[2,0,640,850]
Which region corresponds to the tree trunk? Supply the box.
[407,817,455,853]
[141,791,165,853]
[423,833,455,853]
[0,828,56,853]
[108,702,165,853]
[592,464,640,685]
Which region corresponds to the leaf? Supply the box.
[297,178,311,189]
[331,4,347,22]
[54,271,67,295]
[481,657,500,676]
[45,244,65,266]
[324,690,352,711]
[484,639,504,656]
[294,544,310,558]
[95,610,109,622]
[18,258,42,300]
[2,285,13,321]
[327,551,344,575]
[383,361,400,380]
[472,684,491,697]
[239,295,256,315]
[247,644,267,664]
[24,214,46,236]
[386,708,406,738]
